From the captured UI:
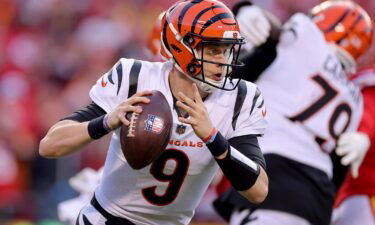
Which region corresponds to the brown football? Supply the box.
[120,90,173,170]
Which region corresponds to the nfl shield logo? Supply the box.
[176,124,186,135]
[144,114,164,134]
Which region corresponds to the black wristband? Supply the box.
[216,146,260,191]
[88,115,110,139]
[205,131,229,157]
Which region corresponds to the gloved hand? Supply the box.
[336,132,370,178]
[236,5,271,49]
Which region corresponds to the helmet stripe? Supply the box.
[199,13,233,35]
[323,8,350,33]
[162,20,171,53]
[337,14,364,43]
[191,5,224,33]
[178,0,203,32]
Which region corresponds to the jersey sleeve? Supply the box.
[89,58,134,113]
[228,82,267,139]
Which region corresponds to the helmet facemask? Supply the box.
[184,33,244,93]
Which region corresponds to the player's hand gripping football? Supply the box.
[106,90,152,130]
[335,131,371,178]
[176,83,214,140]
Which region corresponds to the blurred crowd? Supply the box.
[0,0,374,224]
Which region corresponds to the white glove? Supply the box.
[336,132,371,178]
[236,5,271,49]
[69,167,103,195]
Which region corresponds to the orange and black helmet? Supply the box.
[146,11,165,61]
[310,0,373,60]
[161,0,245,91]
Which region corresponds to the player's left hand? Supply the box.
[176,83,214,140]
[336,132,371,178]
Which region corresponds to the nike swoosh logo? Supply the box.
[101,77,107,87]
[262,109,267,117]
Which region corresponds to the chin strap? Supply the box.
[171,59,229,94]
[329,44,357,75]
[182,70,222,94]
[195,74,224,93]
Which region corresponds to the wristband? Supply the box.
[205,131,229,157]
[102,114,112,132]
[203,128,218,143]
[88,115,110,139]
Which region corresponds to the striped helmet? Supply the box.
[161,0,245,91]
[310,0,373,60]
[146,11,165,61]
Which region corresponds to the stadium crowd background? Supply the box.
[0,0,374,224]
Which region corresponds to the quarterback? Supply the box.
[39,0,269,224]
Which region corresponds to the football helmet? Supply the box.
[146,11,165,61]
[310,1,373,60]
[161,0,245,92]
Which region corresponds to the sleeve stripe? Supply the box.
[108,70,114,85]
[250,88,261,115]
[230,146,259,172]
[232,81,247,130]
[127,60,142,98]
[257,99,264,108]
[116,63,123,96]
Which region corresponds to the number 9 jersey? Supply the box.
[256,13,362,178]
[88,59,267,225]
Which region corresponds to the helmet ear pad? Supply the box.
[183,34,197,47]
[163,26,202,76]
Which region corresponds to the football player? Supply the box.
[332,66,375,225]
[39,0,269,224]
[144,11,165,62]
[213,1,373,225]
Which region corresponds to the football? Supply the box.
[120,90,173,170]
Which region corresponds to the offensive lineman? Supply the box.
[39,0,269,224]
[214,1,373,225]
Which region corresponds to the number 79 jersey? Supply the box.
[88,59,267,225]
[256,13,363,178]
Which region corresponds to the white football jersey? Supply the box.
[89,59,267,225]
[256,13,363,178]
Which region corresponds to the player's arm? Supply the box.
[39,92,151,158]
[233,0,282,82]
[217,135,268,203]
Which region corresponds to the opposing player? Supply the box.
[39,0,269,224]
[332,66,375,225]
[213,1,373,225]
